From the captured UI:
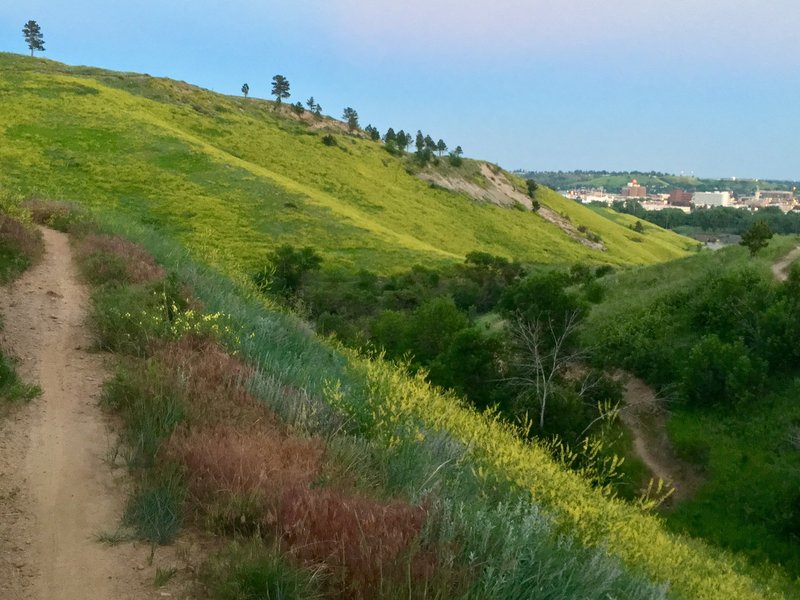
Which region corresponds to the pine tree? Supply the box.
[22,20,45,57]
[241,83,249,98]
[436,139,447,157]
[342,107,359,132]
[306,96,316,111]
[271,75,290,106]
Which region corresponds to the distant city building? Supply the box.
[621,179,647,198]
[669,189,693,206]
[692,191,733,207]
[755,190,795,204]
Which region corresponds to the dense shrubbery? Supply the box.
[588,262,800,407]
[253,246,622,443]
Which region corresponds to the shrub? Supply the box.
[681,334,763,407]
[321,134,337,147]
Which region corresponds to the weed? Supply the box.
[154,566,178,587]
[124,465,185,546]
[203,539,323,600]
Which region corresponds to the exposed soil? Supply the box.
[419,162,606,251]
[771,246,800,282]
[0,228,189,599]
[617,372,703,504]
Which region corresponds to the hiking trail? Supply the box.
[0,227,169,599]
[617,373,704,504]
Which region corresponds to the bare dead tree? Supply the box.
[506,311,587,430]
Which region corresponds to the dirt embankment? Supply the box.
[419,163,605,251]
[0,228,164,599]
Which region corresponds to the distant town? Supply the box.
[562,179,799,214]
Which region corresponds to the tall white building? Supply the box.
[691,191,733,207]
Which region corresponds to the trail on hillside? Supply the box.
[617,373,703,504]
[772,246,800,282]
[0,228,157,599]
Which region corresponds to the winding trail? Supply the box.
[772,245,800,282]
[0,228,154,599]
[617,373,703,504]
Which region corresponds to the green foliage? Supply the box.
[741,220,774,256]
[681,334,763,407]
[123,465,185,545]
[240,83,249,98]
[203,540,322,600]
[22,20,45,56]
[0,351,39,407]
[342,106,359,132]
[253,244,322,298]
[270,74,290,105]
[102,361,185,467]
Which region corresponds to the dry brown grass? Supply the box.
[75,234,166,284]
[0,215,43,268]
[156,336,435,598]
[22,198,77,226]
[155,336,267,426]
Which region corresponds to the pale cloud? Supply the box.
[315,0,800,68]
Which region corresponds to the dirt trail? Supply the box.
[0,227,156,599]
[617,373,703,504]
[772,246,800,282]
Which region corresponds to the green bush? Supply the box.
[681,334,763,407]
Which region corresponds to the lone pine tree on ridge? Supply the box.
[22,20,45,56]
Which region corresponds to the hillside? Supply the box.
[4,53,798,599]
[581,236,800,577]
[0,53,693,275]
[524,170,800,196]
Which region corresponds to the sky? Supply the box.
[2,1,799,180]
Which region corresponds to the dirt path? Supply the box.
[617,373,703,504]
[0,227,158,599]
[772,246,800,282]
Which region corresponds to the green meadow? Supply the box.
[0,52,693,278]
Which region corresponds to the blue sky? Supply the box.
[2,1,799,179]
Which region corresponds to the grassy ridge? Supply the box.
[84,209,795,599]
[0,53,692,275]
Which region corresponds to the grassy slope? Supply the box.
[582,237,800,577]
[0,53,692,276]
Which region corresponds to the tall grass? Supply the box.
[80,212,789,599]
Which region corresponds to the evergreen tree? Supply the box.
[343,107,359,132]
[436,139,447,157]
[306,96,317,111]
[424,135,437,152]
[396,130,409,152]
[271,75,290,106]
[384,128,397,144]
[22,20,45,56]
[415,131,425,152]
[313,103,322,118]
[241,83,249,98]
[365,125,381,141]
[292,101,305,115]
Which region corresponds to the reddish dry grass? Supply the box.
[75,233,166,284]
[0,215,43,266]
[155,336,267,426]
[157,337,435,598]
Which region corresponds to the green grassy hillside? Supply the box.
[0,53,692,274]
[581,237,800,577]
